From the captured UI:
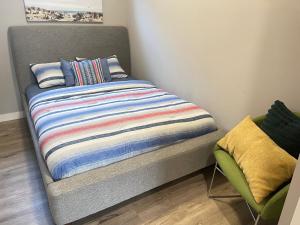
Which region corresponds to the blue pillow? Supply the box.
[99,58,112,82]
[60,59,75,87]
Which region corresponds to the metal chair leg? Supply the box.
[208,162,242,199]
[246,201,261,225]
[246,202,256,221]
[209,162,261,225]
[254,215,261,225]
[208,162,218,198]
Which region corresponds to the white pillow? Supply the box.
[31,62,65,88]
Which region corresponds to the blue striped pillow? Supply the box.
[76,55,128,79]
[106,55,128,79]
[31,62,65,88]
[71,58,106,86]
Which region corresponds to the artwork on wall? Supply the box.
[23,0,103,23]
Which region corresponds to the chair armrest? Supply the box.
[261,184,289,221]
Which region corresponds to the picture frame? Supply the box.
[23,0,103,23]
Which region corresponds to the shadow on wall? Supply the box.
[246,3,300,116]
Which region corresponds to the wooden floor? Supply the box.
[0,119,276,225]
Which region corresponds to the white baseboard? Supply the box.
[0,111,24,123]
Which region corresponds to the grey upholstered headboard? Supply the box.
[8,25,131,94]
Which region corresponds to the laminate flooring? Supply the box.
[0,119,276,225]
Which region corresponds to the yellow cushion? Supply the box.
[218,116,297,203]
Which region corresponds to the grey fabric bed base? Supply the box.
[23,94,224,225]
[9,25,225,225]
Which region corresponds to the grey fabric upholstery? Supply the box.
[48,130,224,225]
[25,95,224,224]
[9,26,224,225]
[8,26,131,94]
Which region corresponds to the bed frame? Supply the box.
[8,25,224,225]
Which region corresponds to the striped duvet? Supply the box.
[29,80,217,180]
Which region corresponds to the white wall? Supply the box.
[2,0,300,128]
[0,0,128,116]
[127,0,300,129]
[291,199,300,225]
[279,161,300,225]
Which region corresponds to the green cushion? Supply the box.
[260,101,300,159]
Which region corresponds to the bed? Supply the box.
[8,25,225,225]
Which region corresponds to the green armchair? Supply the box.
[208,114,299,225]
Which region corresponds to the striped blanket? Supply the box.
[29,80,217,180]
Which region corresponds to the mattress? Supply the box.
[29,80,217,180]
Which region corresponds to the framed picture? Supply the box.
[23,0,103,23]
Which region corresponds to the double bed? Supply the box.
[8,25,224,225]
